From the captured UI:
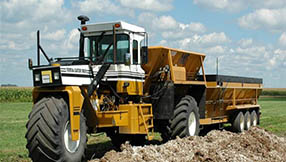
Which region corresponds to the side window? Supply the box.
[84,38,89,58]
[140,40,143,64]
[133,40,138,64]
[117,39,129,63]
[116,35,129,63]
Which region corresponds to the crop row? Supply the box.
[261,90,286,96]
[0,88,32,102]
[0,87,285,103]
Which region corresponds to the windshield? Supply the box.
[87,34,129,64]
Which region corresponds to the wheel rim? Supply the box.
[64,121,80,153]
[188,112,197,136]
[240,115,245,131]
[253,115,257,126]
[246,115,251,129]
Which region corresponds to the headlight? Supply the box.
[35,74,40,82]
[54,72,60,80]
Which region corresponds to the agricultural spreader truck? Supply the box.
[26,15,263,162]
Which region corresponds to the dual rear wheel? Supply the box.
[232,110,259,132]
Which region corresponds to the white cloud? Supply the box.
[198,32,230,45]
[157,16,178,30]
[238,8,286,31]
[159,40,167,46]
[78,0,135,17]
[42,29,66,41]
[204,45,227,54]
[279,32,286,46]
[238,38,253,47]
[193,0,228,9]
[0,0,73,54]
[1,0,72,24]
[138,12,207,32]
[138,13,178,30]
[64,29,80,50]
[160,23,206,40]
[250,0,286,9]
[174,32,230,50]
[193,0,244,12]
[0,34,33,51]
[138,12,207,42]
[268,48,286,68]
[138,13,230,55]
[235,46,267,57]
[187,23,207,33]
[206,45,272,77]
[178,23,206,34]
[193,0,286,12]
[118,0,173,12]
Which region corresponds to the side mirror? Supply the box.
[141,46,148,64]
[28,58,33,70]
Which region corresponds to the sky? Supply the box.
[0,0,286,88]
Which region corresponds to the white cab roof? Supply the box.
[80,21,145,34]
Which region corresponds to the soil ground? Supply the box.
[91,127,286,162]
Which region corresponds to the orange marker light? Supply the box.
[82,26,87,31]
[115,23,121,28]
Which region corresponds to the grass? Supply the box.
[0,97,285,161]
[258,97,286,137]
[0,102,32,162]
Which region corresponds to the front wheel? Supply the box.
[25,96,87,162]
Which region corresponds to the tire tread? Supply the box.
[25,96,86,162]
[168,96,199,139]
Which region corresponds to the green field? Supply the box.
[258,97,286,137]
[0,97,285,161]
[0,103,31,162]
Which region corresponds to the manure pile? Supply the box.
[91,127,286,162]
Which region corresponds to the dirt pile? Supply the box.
[91,127,286,162]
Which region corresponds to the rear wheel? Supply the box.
[169,96,200,139]
[244,111,251,130]
[232,111,245,132]
[250,111,258,126]
[25,96,87,162]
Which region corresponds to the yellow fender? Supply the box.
[33,86,84,141]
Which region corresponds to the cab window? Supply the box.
[88,34,129,64]
[133,40,138,64]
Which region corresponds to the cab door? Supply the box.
[127,35,145,95]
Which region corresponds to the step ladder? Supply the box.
[138,104,154,140]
